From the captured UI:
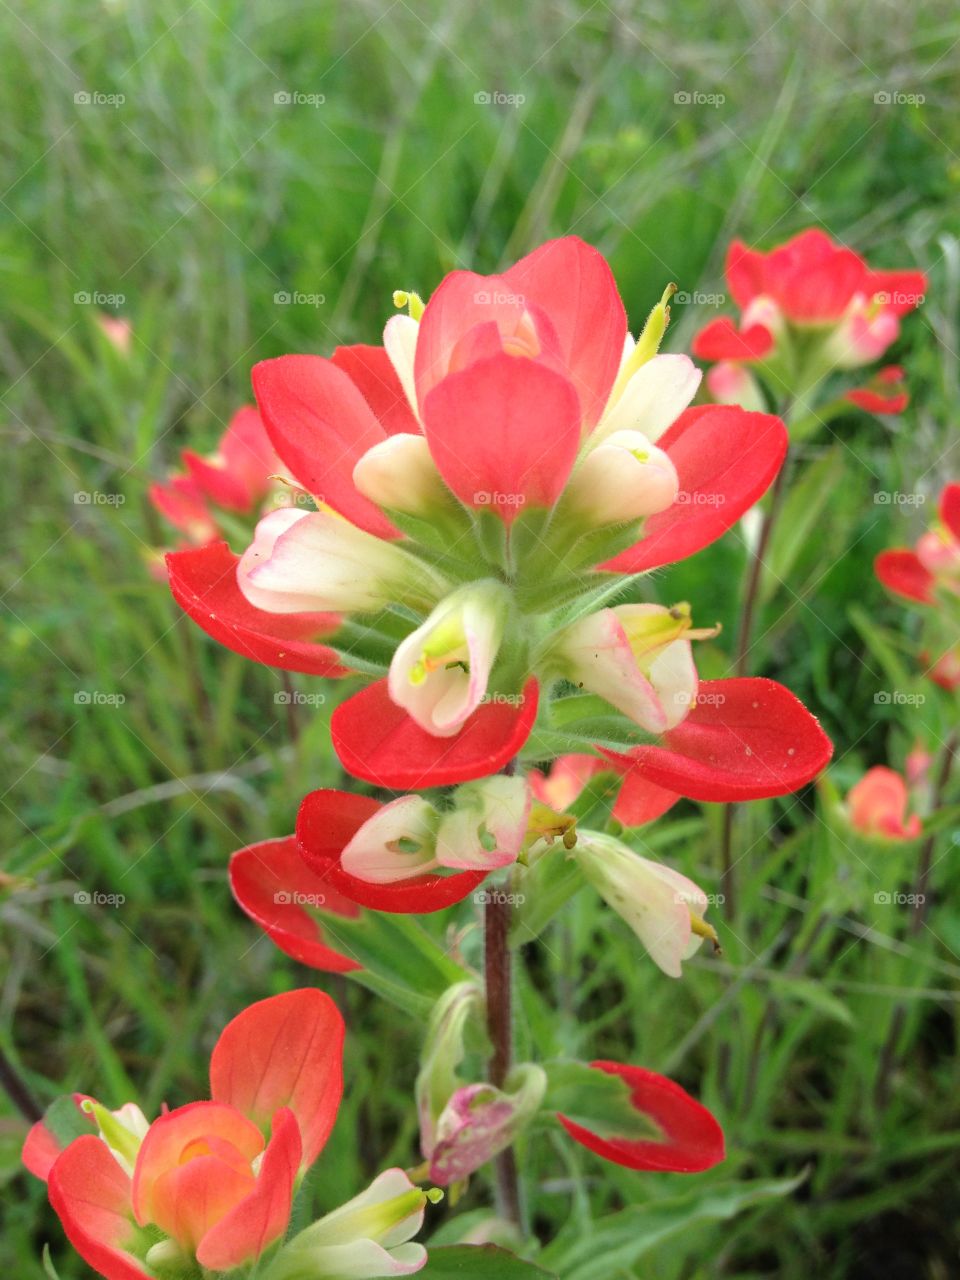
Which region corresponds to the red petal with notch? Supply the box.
[604,677,832,802]
[251,354,397,538]
[296,788,487,913]
[603,405,787,573]
[48,1136,151,1280]
[504,235,627,428]
[421,352,581,522]
[845,388,908,415]
[332,677,539,789]
[166,541,348,675]
[558,1061,725,1173]
[331,343,420,435]
[874,548,934,605]
[692,317,774,362]
[209,989,344,1170]
[414,270,521,406]
[229,836,362,972]
[939,482,960,542]
[195,1108,301,1271]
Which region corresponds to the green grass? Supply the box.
[2,0,960,1275]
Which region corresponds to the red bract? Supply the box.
[875,481,960,606]
[602,405,787,573]
[229,836,362,972]
[847,766,921,840]
[845,365,909,415]
[165,541,347,675]
[35,990,344,1280]
[603,678,833,802]
[691,316,775,362]
[332,677,540,789]
[296,789,487,912]
[726,229,925,325]
[529,754,679,827]
[558,1061,725,1173]
[150,406,280,546]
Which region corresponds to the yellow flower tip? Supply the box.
[425,1187,445,1205]
[691,914,720,950]
[393,289,425,320]
[409,660,428,686]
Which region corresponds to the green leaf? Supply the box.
[539,1059,659,1139]
[331,913,472,1019]
[42,1245,63,1280]
[421,1245,557,1278]
[541,1173,807,1279]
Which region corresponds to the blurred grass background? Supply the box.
[2,1,960,1276]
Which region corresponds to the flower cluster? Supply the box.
[875,481,960,689]
[23,991,433,1279]
[692,229,925,417]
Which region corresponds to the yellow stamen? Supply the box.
[393,290,425,320]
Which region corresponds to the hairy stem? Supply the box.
[484,892,522,1227]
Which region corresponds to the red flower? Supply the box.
[875,481,960,606]
[165,237,825,794]
[846,766,921,840]
[229,836,362,971]
[31,991,344,1279]
[150,406,282,550]
[694,228,925,375]
[557,1061,725,1173]
[845,365,909,415]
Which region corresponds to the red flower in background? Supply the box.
[557,1061,725,1173]
[846,766,922,840]
[25,991,344,1279]
[875,482,960,606]
[845,365,909,415]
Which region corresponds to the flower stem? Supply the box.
[720,452,792,915]
[484,892,522,1228]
